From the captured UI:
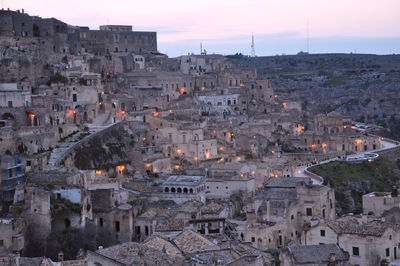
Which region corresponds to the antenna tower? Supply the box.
[307,19,309,53]
[251,33,255,57]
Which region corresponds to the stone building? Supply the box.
[205,174,255,199]
[0,9,157,56]
[280,243,349,266]
[0,83,31,108]
[87,242,183,266]
[304,216,400,265]
[161,175,206,204]
[0,154,25,209]
[290,111,381,153]
[362,190,400,216]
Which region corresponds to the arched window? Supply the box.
[164,187,169,193]
[183,188,188,193]
[171,187,176,193]
[189,188,193,193]
[177,187,182,193]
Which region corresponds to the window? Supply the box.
[291,215,294,220]
[99,218,103,227]
[352,247,359,256]
[72,94,77,102]
[8,101,13,108]
[306,208,312,216]
[386,248,390,257]
[251,237,255,242]
[115,221,120,232]
[320,230,325,237]
[0,240,3,246]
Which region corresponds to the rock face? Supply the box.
[73,127,132,170]
[310,158,400,215]
[0,42,59,84]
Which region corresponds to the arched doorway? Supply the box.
[2,113,14,120]
[34,116,40,126]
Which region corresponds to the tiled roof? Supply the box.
[327,216,400,236]
[173,230,219,254]
[287,243,348,264]
[265,177,311,188]
[201,202,224,215]
[138,208,158,220]
[155,216,184,232]
[94,242,183,265]
[143,235,182,256]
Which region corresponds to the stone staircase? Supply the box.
[45,112,112,171]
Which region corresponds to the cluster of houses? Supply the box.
[0,8,399,266]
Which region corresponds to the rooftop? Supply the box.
[172,229,219,254]
[164,175,205,186]
[286,243,348,264]
[265,176,311,188]
[93,242,183,265]
[327,216,400,236]
[143,235,182,256]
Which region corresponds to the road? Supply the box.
[293,138,399,185]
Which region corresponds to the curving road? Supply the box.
[293,138,399,185]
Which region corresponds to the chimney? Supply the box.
[58,251,64,262]
[22,9,24,14]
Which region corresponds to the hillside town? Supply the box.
[0,8,400,266]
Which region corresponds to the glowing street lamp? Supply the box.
[117,165,125,173]
[69,109,76,117]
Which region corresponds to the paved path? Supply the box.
[45,112,112,171]
[294,138,399,185]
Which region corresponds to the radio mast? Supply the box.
[251,33,255,57]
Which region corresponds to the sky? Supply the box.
[4,0,400,57]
